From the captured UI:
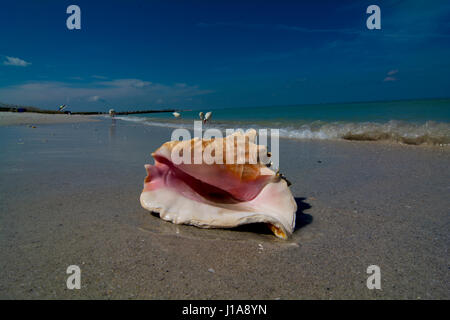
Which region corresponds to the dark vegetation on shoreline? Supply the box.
[0,102,175,115]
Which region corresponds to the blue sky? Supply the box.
[0,0,449,111]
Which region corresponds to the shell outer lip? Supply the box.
[140,179,296,240]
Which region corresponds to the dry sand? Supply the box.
[0,117,448,299]
[0,112,99,126]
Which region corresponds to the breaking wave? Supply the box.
[112,116,450,146]
[277,120,450,145]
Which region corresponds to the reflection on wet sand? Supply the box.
[109,119,116,142]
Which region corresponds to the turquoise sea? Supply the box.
[115,98,450,145]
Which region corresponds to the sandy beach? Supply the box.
[0,112,98,126]
[0,115,448,299]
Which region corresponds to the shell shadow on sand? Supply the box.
[231,197,313,235]
[293,197,313,231]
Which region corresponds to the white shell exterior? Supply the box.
[140,170,297,239]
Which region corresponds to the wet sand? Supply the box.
[0,118,448,299]
[0,112,98,126]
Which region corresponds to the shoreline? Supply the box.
[2,112,449,149]
[112,114,450,147]
[0,111,100,126]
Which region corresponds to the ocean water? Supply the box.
[115,99,450,145]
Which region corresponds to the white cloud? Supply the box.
[91,75,108,79]
[387,69,399,76]
[0,78,213,110]
[3,56,31,67]
[383,76,397,82]
[97,79,152,88]
[384,70,399,82]
[88,95,103,102]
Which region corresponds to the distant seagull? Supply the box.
[204,111,212,124]
[172,112,181,118]
[199,111,204,121]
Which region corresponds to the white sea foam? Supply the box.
[113,116,450,145]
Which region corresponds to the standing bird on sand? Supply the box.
[172,112,181,118]
[204,111,212,124]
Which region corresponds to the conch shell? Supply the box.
[140,129,297,239]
